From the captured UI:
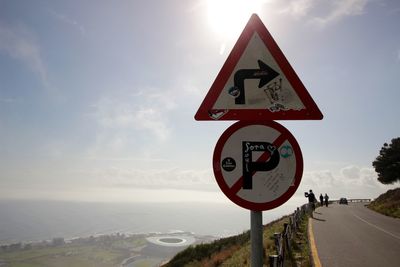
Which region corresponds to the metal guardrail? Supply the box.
[269,204,309,267]
[331,198,371,203]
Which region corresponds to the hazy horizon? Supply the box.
[0,199,309,245]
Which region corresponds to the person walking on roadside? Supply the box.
[324,193,329,207]
[305,189,316,217]
[319,193,324,207]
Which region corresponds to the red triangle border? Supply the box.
[195,13,323,121]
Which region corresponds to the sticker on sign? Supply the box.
[213,120,303,211]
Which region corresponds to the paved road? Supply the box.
[311,202,400,267]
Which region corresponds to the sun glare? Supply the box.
[206,0,264,39]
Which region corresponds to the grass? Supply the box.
[165,231,250,267]
[164,213,312,267]
[132,258,163,267]
[0,234,153,267]
[289,216,311,267]
[220,217,291,267]
[0,243,131,267]
[368,188,400,218]
[113,236,147,249]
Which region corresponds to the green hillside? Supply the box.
[368,188,400,218]
[163,213,311,267]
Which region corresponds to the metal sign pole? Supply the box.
[251,210,263,267]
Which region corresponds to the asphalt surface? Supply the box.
[311,202,400,267]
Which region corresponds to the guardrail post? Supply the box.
[273,233,281,255]
[289,216,295,232]
[269,255,279,267]
[284,227,292,255]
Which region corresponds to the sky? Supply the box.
[0,0,399,206]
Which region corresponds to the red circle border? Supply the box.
[213,120,303,211]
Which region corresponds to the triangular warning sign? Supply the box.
[195,14,323,121]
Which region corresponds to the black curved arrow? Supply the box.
[234,60,279,105]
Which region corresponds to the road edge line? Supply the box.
[352,212,400,240]
[308,218,322,267]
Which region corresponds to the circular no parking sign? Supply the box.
[213,121,303,211]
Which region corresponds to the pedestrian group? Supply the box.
[305,189,329,218]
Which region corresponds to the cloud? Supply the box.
[341,165,361,180]
[0,23,50,88]
[299,165,398,199]
[360,168,381,187]
[85,87,181,159]
[310,0,368,27]
[278,0,369,27]
[78,166,216,192]
[47,9,86,36]
[303,169,343,188]
[0,186,225,203]
[93,89,175,142]
[70,164,398,202]
[279,0,315,18]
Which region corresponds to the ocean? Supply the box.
[0,200,303,244]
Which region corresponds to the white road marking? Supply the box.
[352,213,400,240]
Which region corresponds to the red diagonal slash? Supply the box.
[229,134,287,194]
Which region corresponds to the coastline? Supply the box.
[0,230,216,267]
